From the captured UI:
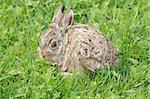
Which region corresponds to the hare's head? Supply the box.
[38,6,73,62]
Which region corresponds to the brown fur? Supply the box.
[38,6,119,74]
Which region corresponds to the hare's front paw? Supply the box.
[61,72,73,76]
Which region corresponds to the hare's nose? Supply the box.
[40,39,45,45]
[40,39,46,48]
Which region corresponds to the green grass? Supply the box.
[0,0,150,98]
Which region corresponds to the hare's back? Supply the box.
[68,24,118,67]
[70,24,109,46]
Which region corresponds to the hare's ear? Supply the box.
[61,9,74,28]
[52,6,65,24]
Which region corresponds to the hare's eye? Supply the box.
[50,41,58,49]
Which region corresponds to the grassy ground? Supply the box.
[0,0,150,98]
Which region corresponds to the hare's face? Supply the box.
[38,6,73,63]
[38,25,63,61]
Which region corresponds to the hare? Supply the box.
[38,6,119,74]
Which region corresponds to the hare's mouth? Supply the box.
[37,47,53,59]
[42,53,54,61]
